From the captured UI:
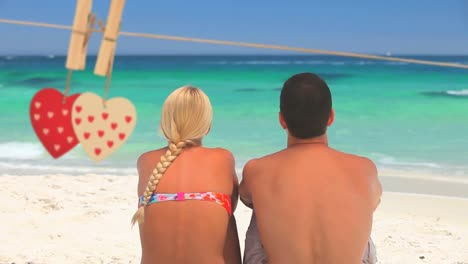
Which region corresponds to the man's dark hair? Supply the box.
[280,72,332,139]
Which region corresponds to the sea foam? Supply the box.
[446,89,468,96]
[378,155,442,169]
[0,142,44,160]
[421,89,468,98]
[0,161,136,175]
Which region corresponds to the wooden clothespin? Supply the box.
[66,0,94,70]
[94,0,126,77]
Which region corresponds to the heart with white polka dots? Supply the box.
[72,92,136,162]
[29,88,80,158]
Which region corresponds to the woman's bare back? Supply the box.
[137,146,241,264]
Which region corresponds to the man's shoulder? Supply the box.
[244,150,284,171]
[332,149,377,175]
[243,158,260,176]
[333,149,381,203]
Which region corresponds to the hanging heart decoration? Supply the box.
[71,92,136,162]
[28,1,133,162]
[29,88,81,158]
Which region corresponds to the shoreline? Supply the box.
[380,176,468,199]
[2,167,468,199]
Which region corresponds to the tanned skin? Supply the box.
[137,146,241,264]
[240,110,382,264]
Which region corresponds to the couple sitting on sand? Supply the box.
[131,72,382,264]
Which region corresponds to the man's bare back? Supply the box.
[241,145,381,263]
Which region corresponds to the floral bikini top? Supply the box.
[139,191,232,215]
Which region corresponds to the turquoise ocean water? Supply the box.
[0,55,467,177]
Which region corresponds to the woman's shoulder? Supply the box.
[202,147,234,158]
[137,148,167,166]
[205,147,233,154]
[188,147,235,167]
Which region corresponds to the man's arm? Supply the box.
[365,159,382,211]
[239,159,258,209]
[243,213,268,264]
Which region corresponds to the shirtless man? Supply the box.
[240,72,382,264]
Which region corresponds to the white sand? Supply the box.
[0,175,467,263]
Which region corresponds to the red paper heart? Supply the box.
[107,140,114,148]
[97,130,105,138]
[102,112,109,120]
[125,116,132,123]
[29,88,80,158]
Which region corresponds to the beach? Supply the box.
[1,174,468,264]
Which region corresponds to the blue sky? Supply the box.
[0,0,467,55]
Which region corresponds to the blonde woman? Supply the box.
[132,86,241,264]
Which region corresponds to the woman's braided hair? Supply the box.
[131,86,212,226]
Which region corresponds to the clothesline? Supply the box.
[1,18,468,69]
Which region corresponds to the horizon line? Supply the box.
[1,53,468,57]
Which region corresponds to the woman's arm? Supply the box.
[224,216,242,264]
[221,148,239,212]
[223,149,241,263]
